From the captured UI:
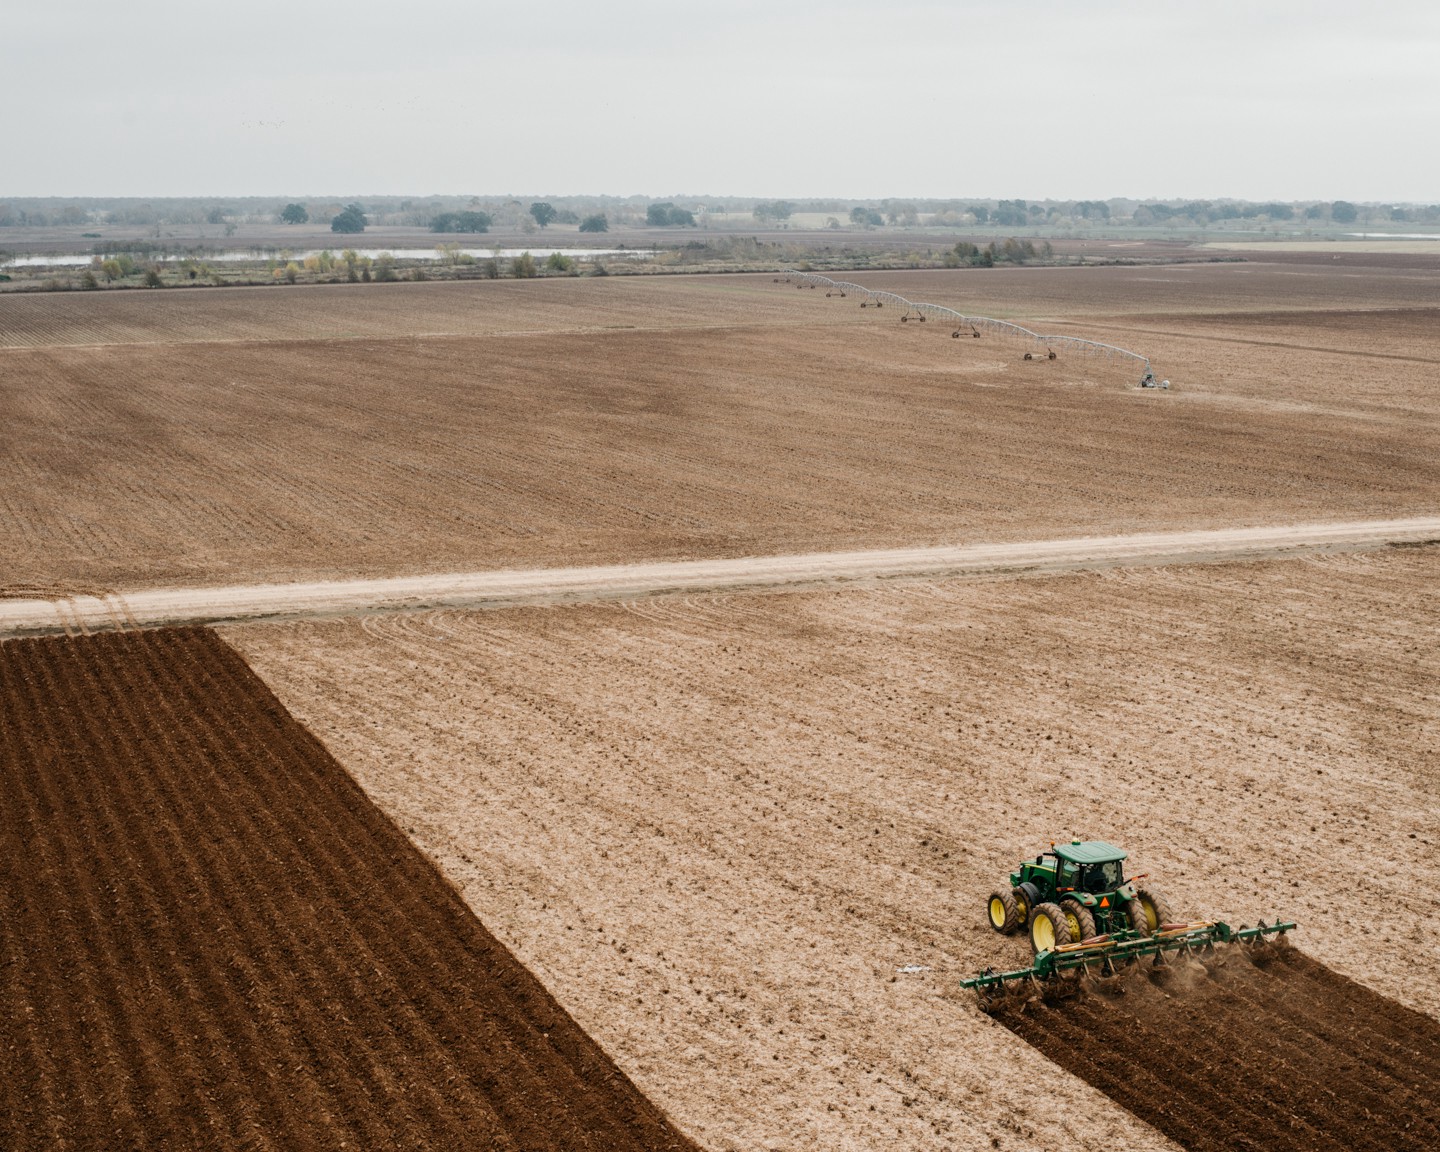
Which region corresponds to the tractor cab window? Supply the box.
[1084,860,1124,892]
[1057,860,1079,890]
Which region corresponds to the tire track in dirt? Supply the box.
[988,942,1440,1152]
[0,628,699,1151]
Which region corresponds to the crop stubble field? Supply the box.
[0,626,697,1151]
[6,256,1440,1149]
[228,546,1440,1151]
[3,261,1438,595]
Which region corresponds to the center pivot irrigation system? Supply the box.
[779,271,1168,389]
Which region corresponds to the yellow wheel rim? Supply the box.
[989,897,1007,929]
[1064,911,1081,939]
[1032,915,1055,952]
[1143,899,1159,932]
[1016,895,1029,922]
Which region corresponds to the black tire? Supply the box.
[1125,897,1152,937]
[1059,897,1097,942]
[1029,902,1073,955]
[1013,881,1036,927]
[987,890,1019,935]
[1137,887,1176,933]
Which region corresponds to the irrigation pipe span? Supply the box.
[782,270,1161,386]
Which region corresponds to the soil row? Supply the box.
[0,627,698,1151]
[990,942,1440,1152]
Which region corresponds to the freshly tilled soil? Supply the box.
[0,627,698,1151]
[988,942,1440,1152]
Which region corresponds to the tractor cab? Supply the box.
[1052,841,1127,897]
[1013,839,1128,903]
[990,839,1171,952]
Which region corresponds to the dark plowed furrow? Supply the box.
[0,627,698,1152]
[990,947,1440,1152]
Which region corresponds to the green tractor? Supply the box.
[987,839,1174,953]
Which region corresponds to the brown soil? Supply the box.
[3,269,1438,594]
[225,547,1440,1151]
[989,941,1440,1152]
[0,627,698,1151]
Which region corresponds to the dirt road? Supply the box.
[3,517,1437,639]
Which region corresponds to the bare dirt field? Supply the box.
[4,263,1439,596]
[0,626,697,1151]
[226,545,1440,1151]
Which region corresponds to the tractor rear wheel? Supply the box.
[1059,898,1097,942]
[1029,903,1073,954]
[987,890,1020,935]
[1125,898,1152,937]
[1011,886,1032,929]
[1136,887,1175,933]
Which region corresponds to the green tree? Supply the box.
[373,253,398,282]
[645,202,696,227]
[545,251,573,272]
[280,203,309,224]
[1331,200,1358,223]
[511,252,537,278]
[143,267,164,288]
[752,200,795,224]
[578,213,608,233]
[331,203,367,233]
[529,202,557,228]
[431,210,492,233]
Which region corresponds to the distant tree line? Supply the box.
[4,195,1436,236]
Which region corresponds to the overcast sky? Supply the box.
[4,0,1436,201]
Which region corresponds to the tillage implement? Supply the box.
[961,839,1296,992]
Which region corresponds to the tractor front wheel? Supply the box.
[1136,887,1175,934]
[1029,903,1074,954]
[1059,898,1097,942]
[987,890,1020,935]
[1125,898,1152,937]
